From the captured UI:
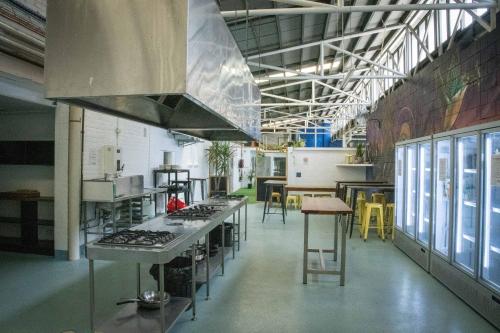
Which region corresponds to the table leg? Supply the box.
[129,199,133,227]
[232,213,235,259]
[191,243,196,320]
[262,185,268,223]
[159,263,166,330]
[89,259,95,333]
[340,215,347,286]
[136,263,141,297]
[349,189,358,238]
[111,202,116,233]
[205,233,210,300]
[281,186,286,224]
[237,209,241,251]
[334,215,338,261]
[244,202,248,241]
[303,213,309,284]
[221,222,225,275]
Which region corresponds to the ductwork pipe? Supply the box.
[0,35,44,58]
[0,20,45,49]
[272,0,337,8]
[68,106,83,261]
[221,2,497,17]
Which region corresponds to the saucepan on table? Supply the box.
[116,290,170,309]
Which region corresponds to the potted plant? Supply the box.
[356,143,364,164]
[247,170,254,189]
[207,142,234,195]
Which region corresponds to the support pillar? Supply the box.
[68,106,83,260]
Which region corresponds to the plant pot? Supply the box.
[247,184,252,189]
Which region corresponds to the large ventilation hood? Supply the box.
[44,0,260,141]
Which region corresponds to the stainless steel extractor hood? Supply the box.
[44,0,260,141]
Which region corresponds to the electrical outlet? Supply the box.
[296,172,301,177]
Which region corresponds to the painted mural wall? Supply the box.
[367,22,500,181]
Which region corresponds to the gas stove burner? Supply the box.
[168,204,223,220]
[97,230,176,248]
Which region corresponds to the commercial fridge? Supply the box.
[394,137,432,271]
[394,122,500,329]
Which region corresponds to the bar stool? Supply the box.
[356,198,366,234]
[271,192,281,206]
[385,203,395,240]
[286,195,300,209]
[371,193,386,206]
[362,203,385,241]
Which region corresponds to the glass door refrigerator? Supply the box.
[454,134,479,274]
[395,146,405,231]
[482,131,500,292]
[432,138,452,259]
[394,137,432,271]
[396,124,500,329]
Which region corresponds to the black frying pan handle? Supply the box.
[116,299,138,306]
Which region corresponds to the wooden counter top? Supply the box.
[301,197,352,215]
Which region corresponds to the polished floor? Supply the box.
[0,203,497,333]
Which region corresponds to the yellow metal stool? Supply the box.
[362,203,385,241]
[357,198,366,235]
[270,192,281,207]
[286,195,300,209]
[357,191,366,200]
[371,193,386,206]
[385,203,395,240]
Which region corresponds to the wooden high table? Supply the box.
[301,197,353,285]
[285,184,336,197]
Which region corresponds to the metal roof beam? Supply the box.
[221,3,497,17]
[248,24,404,60]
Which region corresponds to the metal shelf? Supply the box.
[195,246,232,283]
[97,297,191,333]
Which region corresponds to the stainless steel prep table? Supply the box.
[86,196,248,333]
[301,197,352,286]
[83,187,170,246]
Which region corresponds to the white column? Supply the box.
[54,103,69,258]
[68,106,83,260]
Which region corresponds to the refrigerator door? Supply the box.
[433,139,452,257]
[417,142,431,245]
[395,146,405,230]
[405,145,417,237]
[454,135,478,273]
[482,132,500,290]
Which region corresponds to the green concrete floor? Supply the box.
[0,203,497,333]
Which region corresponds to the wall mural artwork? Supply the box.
[367,26,500,181]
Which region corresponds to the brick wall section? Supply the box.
[367,20,500,181]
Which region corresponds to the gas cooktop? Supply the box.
[168,204,224,220]
[96,230,177,248]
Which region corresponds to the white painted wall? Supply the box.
[0,110,55,240]
[287,148,366,186]
[82,110,210,199]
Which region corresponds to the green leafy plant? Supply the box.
[207,142,234,193]
[356,143,364,158]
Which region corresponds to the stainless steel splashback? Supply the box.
[45,0,260,141]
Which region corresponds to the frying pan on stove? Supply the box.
[116,290,170,309]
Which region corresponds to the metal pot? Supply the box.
[116,291,170,309]
[185,246,205,261]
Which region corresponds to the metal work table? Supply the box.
[301,197,352,285]
[342,184,395,238]
[82,188,170,246]
[262,180,287,224]
[87,196,248,333]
